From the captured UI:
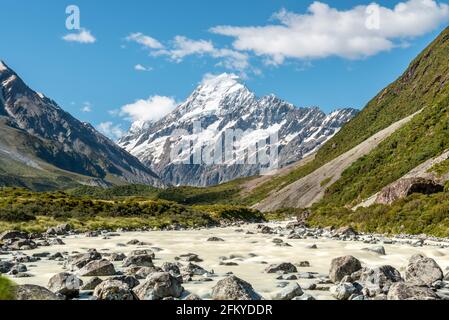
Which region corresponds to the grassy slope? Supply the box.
[310,192,449,237]
[243,26,449,206]
[0,276,15,300]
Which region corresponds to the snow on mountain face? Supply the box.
[119,73,358,186]
[0,60,162,187]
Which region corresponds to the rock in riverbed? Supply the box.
[47,272,83,299]
[211,276,262,300]
[329,256,362,283]
[15,284,64,300]
[78,259,116,277]
[133,272,184,300]
[93,280,135,300]
[265,263,297,274]
[405,254,443,286]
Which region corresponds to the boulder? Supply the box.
[329,256,362,283]
[362,246,386,255]
[93,280,135,300]
[15,284,64,300]
[130,249,155,259]
[0,261,13,273]
[109,253,127,262]
[184,293,202,300]
[133,272,184,300]
[68,250,102,270]
[405,254,443,286]
[272,283,303,300]
[330,283,357,300]
[47,272,83,299]
[207,237,225,242]
[110,275,140,289]
[334,226,358,237]
[211,276,262,300]
[358,265,402,293]
[176,253,203,262]
[265,263,297,274]
[376,178,444,205]
[81,277,103,291]
[122,254,153,268]
[46,224,72,235]
[0,230,28,241]
[387,282,439,300]
[78,259,116,277]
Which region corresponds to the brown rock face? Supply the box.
[375,178,443,205]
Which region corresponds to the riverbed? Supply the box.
[3,221,449,300]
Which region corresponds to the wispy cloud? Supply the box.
[63,28,96,44]
[128,34,253,75]
[134,64,152,72]
[81,102,92,113]
[97,122,125,140]
[211,0,449,64]
[126,32,164,49]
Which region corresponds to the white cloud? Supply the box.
[126,32,164,49]
[81,102,92,113]
[97,122,125,140]
[63,28,96,44]
[211,0,449,63]
[120,95,178,123]
[153,36,251,73]
[134,64,152,72]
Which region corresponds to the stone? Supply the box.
[68,250,102,270]
[110,275,140,289]
[46,224,72,235]
[405,254,443,286]
[387,282,439,300]
[81,277,103,291]
[265,263,297,274]
[47,272,83,299]
[181,263,209,276]
[133,272,184,300]
[78,259,116,277]
[293,293,315,300]
[15,284,64,300]
[109,253,126,261]
[330,283,357,300]
[272,283,303,300]
[130,249,155,259]
[134,266,163,279]
[207,237,225,242]
[329,256,362,283]
[184,293,202,300]
[122,254,153,268]
[93,280,135,300]
[334,227,358,237]
[0,230,28,241]
[358,265,402,293]
[298,261,311,267]
[176,253,203,262]
[0,261,13,273]
[362,246,386,255]
[211,276,262,300]
[376,178,444,205]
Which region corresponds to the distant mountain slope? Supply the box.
[0,61,162,190]
[246,25,449,208]
[119,73,357,186]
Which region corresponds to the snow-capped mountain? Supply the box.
[119,73,358,186]
[0,60,162,189]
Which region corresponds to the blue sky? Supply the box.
[1,0,449,139]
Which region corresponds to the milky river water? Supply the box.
[4,222,449,300]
